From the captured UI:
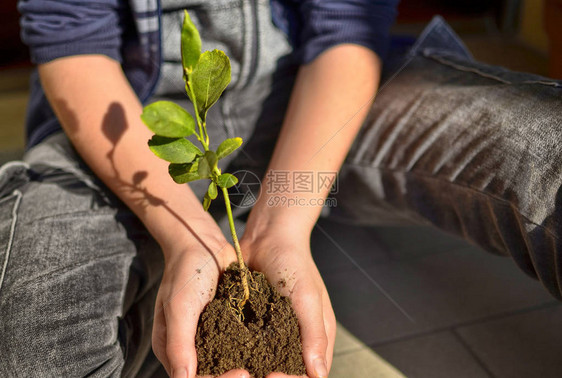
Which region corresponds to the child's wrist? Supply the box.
[245,201,314,243]
[152,215,228,258]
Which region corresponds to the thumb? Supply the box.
[163,292,202,378]
[292,289,329,378]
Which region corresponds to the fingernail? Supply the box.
[313,358,328,378]
[172,367,187,378]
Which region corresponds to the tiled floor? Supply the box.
[311,220,561,377]
[1,18,559,378]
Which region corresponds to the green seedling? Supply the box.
[140,11,250,305]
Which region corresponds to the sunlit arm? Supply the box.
[38,55,228,258]
[245,44,381,238]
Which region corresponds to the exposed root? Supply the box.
[226,297,244,321]
[225,271,255,322]
[249,278,263,294]
[239,267,250,308]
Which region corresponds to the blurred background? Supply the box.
[1,0,560,164]
[1,0,561,376]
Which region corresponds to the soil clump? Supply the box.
[196,263,306,377]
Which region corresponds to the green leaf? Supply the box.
[207,181,218,199]
[141,101,196,138]
[181,11,201,71]
[217,173,238,189]
[197,150,218,178]
[203,193,212,211]
[148,136,202,163]
[190,50,231,121]
[168,161,201,183]
[216,137,242,160]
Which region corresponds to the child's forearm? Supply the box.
[246,44,381,237]
[39,55,227,258]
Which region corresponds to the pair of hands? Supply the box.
[152,225,336,378]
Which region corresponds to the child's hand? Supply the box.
[240,230,336,378]
[152,239,250,378]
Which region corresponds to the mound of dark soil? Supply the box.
[196,263,306,377]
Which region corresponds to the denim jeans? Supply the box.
[1,15,562,377]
